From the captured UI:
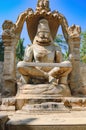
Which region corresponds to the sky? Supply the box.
[0,0,86,46]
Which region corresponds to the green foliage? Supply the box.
[63,51,69,60]
[0,37,25,62]
[16,38,25,61]
[82,55,86,63]
[80,31,86,63]
[55,34,68,52]
[54,34,69,60]
[55,32,86,62]
[0,35,4,61]
[54,34,64,43]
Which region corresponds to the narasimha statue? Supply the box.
[17,19,72,96]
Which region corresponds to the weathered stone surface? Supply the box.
[6,111,86,130]
[0,98,16,111]
[17,18,72,97]
[0,62,3,93]
[0,1,86,125]
[1,0,84,98]
[0,62,85,95]
[16,84,71,99]
[22,102,69,112]
[0,105,15,111]
[0,114,8,130]
[6,125,86,130]
[36,0,50,12]
[2,9,31,96]
[0,2,86,130]
[80,63,86,86]
[16,99,25,110]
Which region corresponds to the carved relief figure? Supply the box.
[17,19,72,88]
[2,9,30,45]
[36,0,50,11]
[68,24,81,38]
[2,0,83,97]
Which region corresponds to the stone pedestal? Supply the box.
[16,83,71,110]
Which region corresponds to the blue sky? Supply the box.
[0,0,86,46]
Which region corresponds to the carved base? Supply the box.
[16,83,71,99]
[22,102,69,112]
[1,81,17,98]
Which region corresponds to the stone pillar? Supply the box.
[1,20,19,97]
[3,45,17,96]
[1,10,29,97]
[68,37,83,92]
[0,62,3,92]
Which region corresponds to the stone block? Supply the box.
[0,114,8,130]
[0,105,15,111]
[6,125,86,130]
[6,111,86,130]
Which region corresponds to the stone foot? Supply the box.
[43,84,71,96]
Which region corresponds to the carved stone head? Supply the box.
[36,0,50,11]
[2,20,15,30]
[33,19,53,45]
[37,19,50,33]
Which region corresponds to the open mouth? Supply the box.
[36,40,51,46]
[36,39,51,43]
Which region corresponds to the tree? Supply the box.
[80,31,86,63]
[54,34,69,60]
[0,35,4,61]
[16,38,25,61]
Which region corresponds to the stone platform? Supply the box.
[1,96,86,130]
[1,97,86,130]
[6,111,86,130]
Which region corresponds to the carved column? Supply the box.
[3,45,16,96]
[68,37,83,92]
[1,20,19,96]
[2,33,18,97]
[1,9,28,97]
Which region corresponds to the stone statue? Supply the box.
[1,0,85,114]
[2,0,83,98]
[17,19,72,89]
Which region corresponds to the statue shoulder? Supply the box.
[24,44,33,54]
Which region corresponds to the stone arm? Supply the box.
[23,45,33,62]
[55,46,63,63]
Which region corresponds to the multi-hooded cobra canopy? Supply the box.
[26,0,69,43]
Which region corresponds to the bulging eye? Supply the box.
[39,33,43,37]
[38,32,43,37]
[45,33,50,38]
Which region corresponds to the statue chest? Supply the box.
[33,44,55,62]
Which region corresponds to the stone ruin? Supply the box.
[0,0,86,130]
